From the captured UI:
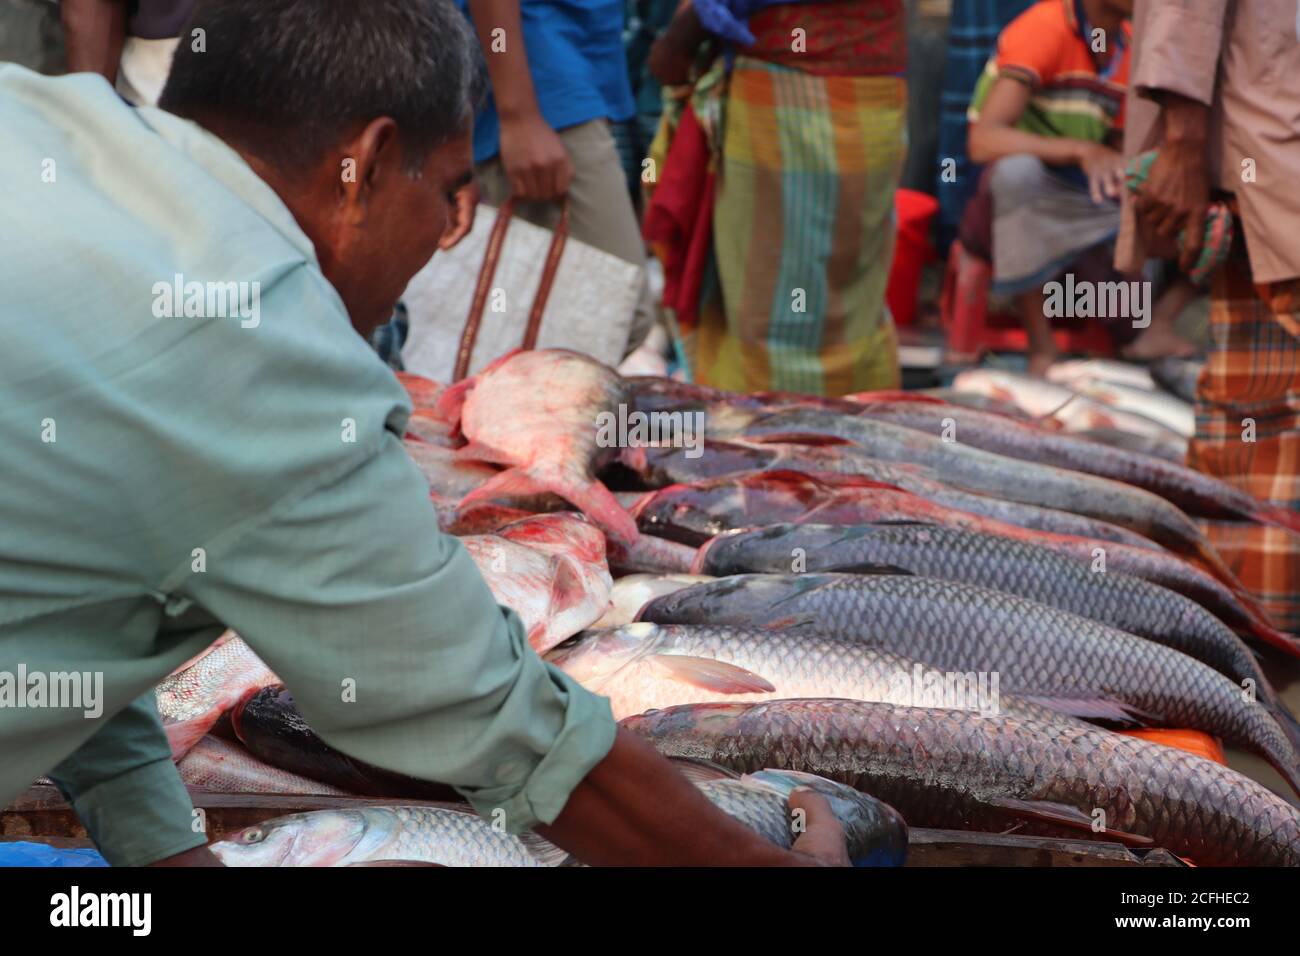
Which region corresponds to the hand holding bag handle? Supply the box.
[453,196,571,381]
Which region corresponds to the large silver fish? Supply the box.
[210,763,907,866]
[436,349,638,544]
[212,805,563,867]
[638,574,1300,796]
[623,698,1300,867]
[154,633,278,760]
[694,523,1289,688]
[548,622,1058,725]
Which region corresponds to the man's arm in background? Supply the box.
[463,0,573,200]
[47,692,215,866]
[62,0,129,83]
[1129,0,1228,272]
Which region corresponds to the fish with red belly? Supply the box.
[461,513,613,653]
[437,350,639,545]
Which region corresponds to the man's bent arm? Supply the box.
[48,692,208,866]
[180,426,818,864]
[540,729,816,866]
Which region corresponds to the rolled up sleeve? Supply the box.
[1133,0,1229,106]
[48,693,206,866]
[180,434,616,832]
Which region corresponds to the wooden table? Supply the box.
[3,786,1185,866]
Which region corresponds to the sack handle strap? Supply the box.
[454,197,570,381]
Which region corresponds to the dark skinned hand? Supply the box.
[498,112,574,202]
[788,788,852,866]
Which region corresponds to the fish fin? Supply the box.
[163,717,219,762]
[741,431,853,448]
[669,756,743,784]
[1253,504,1300,537]
[647,654,776,694]
[1269,704,1300,762]
[1273,760,1300,801]
[457,467,550,507]
[455,439,516,467]
[553,476,640,547]
[1038,393,1083,421]
[826,563,915,576]
[1246,623,1300,660]
[346,860,446,867]
[457,468,638,546]
[465,468,637,546]
[988,797,1154,847]
[757,614,825,634]
[755,469,904,494]
[1016,695,1158,727]
[517,831,576,867]
[433,376,476,428]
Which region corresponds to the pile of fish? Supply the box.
[147,350,1300,867]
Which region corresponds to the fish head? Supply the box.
[212,811,369,867]
[546,623,664,688]
[638,573,830,628]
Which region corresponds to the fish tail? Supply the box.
[1190,539,1255,602]
[460,467,639,547]
[1275,758,1300,802]
[163,716,218,762]
[1270,702,1300,757]
[1246,619,1300,659]
[1252,711,1300,800]
[1253,504,1300,537]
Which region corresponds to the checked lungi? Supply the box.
[1191,247,1300,633]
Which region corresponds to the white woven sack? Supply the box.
[401,203,642,381]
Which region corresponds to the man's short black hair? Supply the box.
[160,0,486,174]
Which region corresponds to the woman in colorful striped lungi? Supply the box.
[646,0,907,396]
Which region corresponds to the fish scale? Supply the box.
[623,440,1160,549]
[697,523,1278,693]
[379,807,548,867]
[622,699,1300,866]
[211,771,907,865]
[549,623,1066,725]
[685,770,908,864]
[626,471,1284,651]
[724,406,1217,562]
[848,398,1289,527]
[638,574,1300,795]
[212,805,556,867]
[154,634,278,759]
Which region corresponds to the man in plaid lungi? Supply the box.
[1118,0,1300,632]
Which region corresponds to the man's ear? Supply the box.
[337,117,401,224]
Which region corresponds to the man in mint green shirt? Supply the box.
[0,0,844,867]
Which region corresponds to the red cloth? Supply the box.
[746,0,907,77]
[643,104,716,332]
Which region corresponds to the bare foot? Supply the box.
[1121,323,1198,362]
[1026,351,1058,378]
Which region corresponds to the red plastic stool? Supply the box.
[940,240,1114,357]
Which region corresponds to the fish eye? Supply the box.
[242,828,265,844]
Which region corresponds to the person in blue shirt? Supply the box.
[457,0,655,351]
